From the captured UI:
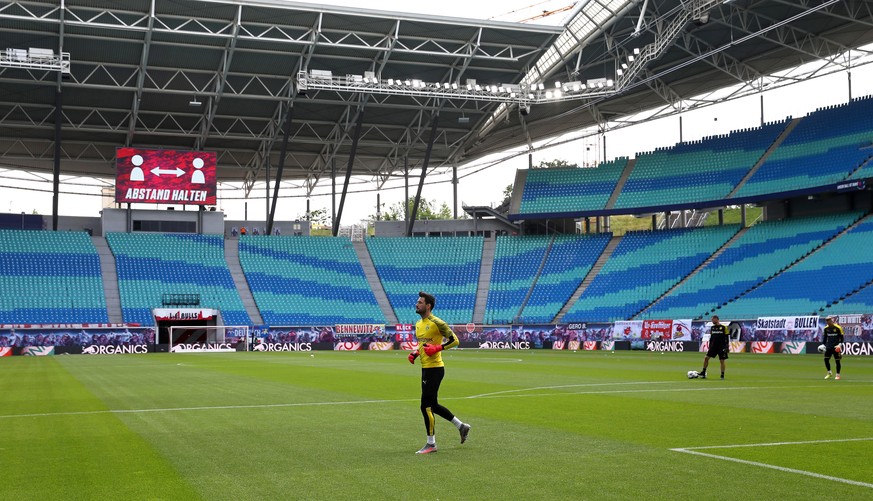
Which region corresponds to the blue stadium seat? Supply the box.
[107,232,249,326]
[239,235,384,325]
[0,230,108,324]
[366,236,482,324]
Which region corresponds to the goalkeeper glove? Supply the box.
[424,343,443,356]
[835,344,843,354]
[408,351,419,364]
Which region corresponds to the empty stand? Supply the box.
[518,159,628,215]
[239,236,385,326]
[735,97,873,198]
[716,214,873,318]
[614,120,790,209]
[485,235,550,324]
[517,233,612,324]
[366,236,483,324]
[562,225,738,322]
[0,230,108,324]
[107,232,249,326]
[639,212,862,319]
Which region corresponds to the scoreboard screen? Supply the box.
[116,147,217,205]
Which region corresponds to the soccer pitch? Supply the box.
[2,350,871,500]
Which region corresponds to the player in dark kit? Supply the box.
[700,315,729,379]
[407,291,471,454]
[822,316,844,380]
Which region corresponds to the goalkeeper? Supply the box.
[407,291,471,454]
[699,315,729,379]
[822,316,844,380]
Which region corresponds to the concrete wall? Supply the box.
[763,190,873,221]
[374,219,511,237]
[224,220,310,237]
[99,207,225,234]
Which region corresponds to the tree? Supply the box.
[501,184,513,207]
[297,207,331,226]
[535,159,578,169]
[381,197,453,221]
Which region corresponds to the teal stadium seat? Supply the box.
[716,216,873,318]
[487,234,612,324]
[366,236,482,324]
[736,96,873,198]
[518,159,627,215]
[239,235,385,325]
[0,229,108,324]
[563,225,738,322]
[107,232,249,326]
[614,121,789,209]
[639,212,863,319]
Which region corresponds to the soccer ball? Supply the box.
[687,370,699,379]
[817,344,826,353]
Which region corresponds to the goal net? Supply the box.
[169,325,249,353]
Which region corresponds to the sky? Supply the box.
[3,1,873,226]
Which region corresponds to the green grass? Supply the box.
[2,350,872,499]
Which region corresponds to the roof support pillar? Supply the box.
[267,104,293,236]
[406,114,439,237]
[333,110,364,236]
[52,89,62,231]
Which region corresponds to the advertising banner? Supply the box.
[671,319,693,341]
[82,344,149,355]
[367,342,394,350]
[22,346,54,356]
[645,340,686,352]
[730,341,747,353]
[751,341,775,354]
[335,324,385,336]
[171,343,235,353]
[0,327,156,348]
[613,321,642,340]
[335,340,363,351]
[0,347,11,356]
[641,320,672,339]
[781,341,806,354]
[153,309,216,321]
[116,147,217,205]
[842,342,873,356]
[252,342,312,352]
[755,316,819,331]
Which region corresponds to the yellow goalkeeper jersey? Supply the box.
[415,314,459,368]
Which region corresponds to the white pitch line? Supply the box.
[679,437,873,450]
[0,382,870,420]
[467,380,678,398]
[0,398,415,420]
[671,448,873,489]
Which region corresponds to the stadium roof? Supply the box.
[1,0,872,197]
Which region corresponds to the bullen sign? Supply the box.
[116,147,217,205]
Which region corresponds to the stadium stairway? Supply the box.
[224,239,264,325]
[472,236,496,325]
[632,226,749,319]
[352,241,398,324]
[727,118,800,198]
[553,234,622,323]
[92,235,123,323]
[605,158,636,210]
